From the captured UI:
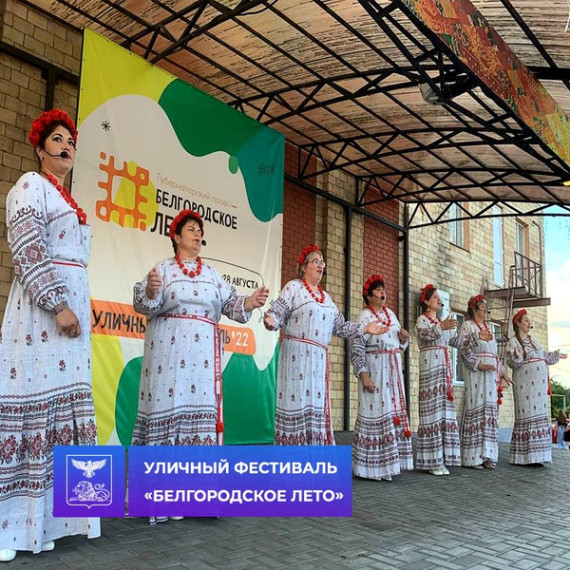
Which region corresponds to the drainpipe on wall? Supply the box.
[403,205,410,403]
[343,204,352,431]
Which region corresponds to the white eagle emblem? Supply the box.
[71,458,107,478]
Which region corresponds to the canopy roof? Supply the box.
[26,0,570,225]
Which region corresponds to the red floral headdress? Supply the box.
[513,309,527,326]
[363,274,384,297]
[468,294,486,310]
[28,108,77,147]
[298,244,320,266]
[419,283,435,305]
[168,209,202,239]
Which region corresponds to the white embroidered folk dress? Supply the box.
[506,335,559,465]
[267,279,363,445]
[0,172,99,554]
[132,259,250,446]
[351,307,413,479]
[458,320,503,467]
[415,315,461,470]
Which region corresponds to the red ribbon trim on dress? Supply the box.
[284,335,333,445]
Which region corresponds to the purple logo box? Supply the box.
[128,445,352,517]
[53,446,125,517]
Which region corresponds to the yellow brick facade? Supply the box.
[0,0,552,440]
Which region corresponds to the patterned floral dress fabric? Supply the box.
[267,279,362,446]
[506,335,559,465]
[415,315,461,470]
[457,320,503,467]
[351,308,413,479]
[0,172,99,553]
[132,260,249,446]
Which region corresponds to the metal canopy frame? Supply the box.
[21,0,570,228]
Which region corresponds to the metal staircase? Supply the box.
[485,252,551,356]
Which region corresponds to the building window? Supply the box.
[515,221,527,257]
[515,221,529,286]
[449,203,464,248]
[493,206,504,287]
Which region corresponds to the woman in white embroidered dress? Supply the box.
[351,274,412,481]
[415,284,461,476]
[458,294,507,470]
[132,209,268,523]
[506,309,566,466]
[0,109,99,562]
[263,246,386,446]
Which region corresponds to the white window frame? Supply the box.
[493,206,504,287]
[449,203,464,248]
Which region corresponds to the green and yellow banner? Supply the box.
[74,29,283,445]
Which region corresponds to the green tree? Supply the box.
[550,378,570,419]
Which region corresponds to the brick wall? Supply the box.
[363,199,401,317]
[0,0,80,321]
[281,144,316,285]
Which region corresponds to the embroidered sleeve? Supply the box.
[133,264,165,318]
[7,174,67,311]
[505,337,524,371]
[448,331,460,348]
[458,324,481,372]
[219,273,250,323]
[350,312,368,378]
[265,282,294,331]
[333,309,364,340]
[542,346,560,366]
[415,316,442,344]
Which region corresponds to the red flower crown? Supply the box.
[363,274,384,297]
[168,209,202,239]
[468,294,486,310]
[419,283,435,305]
[513,309,527,326]
[298,244,320,266]
[28,109,77,147]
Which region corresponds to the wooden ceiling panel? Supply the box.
[24,0,570,214]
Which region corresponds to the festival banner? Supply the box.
[74,29,283,445]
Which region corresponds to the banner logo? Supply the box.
[54,446,126,517]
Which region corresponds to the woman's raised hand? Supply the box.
[364,320,389,336]
[145,267,162,300]
[441,316,457,330]
[245,286,270,311]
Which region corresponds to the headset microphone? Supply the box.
[201,239,207,246]
[43,150,69,159]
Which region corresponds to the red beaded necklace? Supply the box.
[423,312,441,325]
[474,319,490,333]
[42,172,87,224]
[301,278,325,303]
[368,305,392,327]
[175,255,202,278]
